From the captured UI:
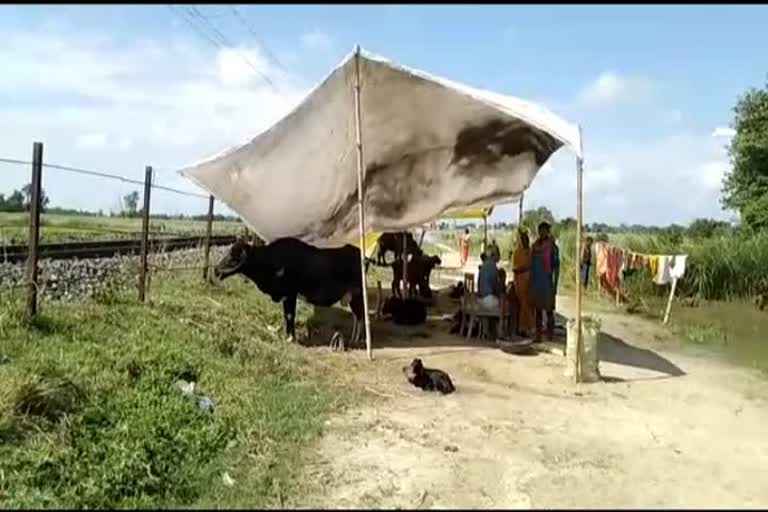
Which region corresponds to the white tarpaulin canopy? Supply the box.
[180,48,582,248]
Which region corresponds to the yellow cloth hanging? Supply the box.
[649,255,659,277]
[348,231,384,257]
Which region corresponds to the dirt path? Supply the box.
[294,241,768,508]
[295,282,768,509]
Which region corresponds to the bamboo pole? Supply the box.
[402,231,408,297]
[663,278,678,325]
[574,143,584,383]
[375,280,383,320]
[353,45,373,360]
[518,191,524,227]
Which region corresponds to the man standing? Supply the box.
[529,222,559,342]
[488,238,501,264]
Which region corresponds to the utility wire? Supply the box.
[168,4,226,53]
[168,4,278,93]
[182,5,228,46]
[227,4,288,75]
[186,5,278,91]
[0,157,210,199]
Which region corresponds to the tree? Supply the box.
[0,189,29,212]
[661,224,685,247]
[21,183,50,212]
[8,190,24,211]
[722,80,768,231]
[688,218,729,238]
[558,217,577,231]
[123,191,140,217]
[521,206,556,233]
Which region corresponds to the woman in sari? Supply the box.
[458,228,471,267]
[529,222,560,342]
[512,230,534,337]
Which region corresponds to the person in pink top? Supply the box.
[458,228,470,266]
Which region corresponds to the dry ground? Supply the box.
[292,270,768,508]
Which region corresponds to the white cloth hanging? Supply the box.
[669,255,688,280]
[655,254,688,285]
[655,255,674,285]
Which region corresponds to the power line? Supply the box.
[186,5,231,45]
[167,4,227,54]
[227,4,288,75]
[180,5,228,47]
[168,4,278,93]
[186,5,278,92]
[0,157,210,199]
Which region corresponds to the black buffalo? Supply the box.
[214,237,366,346]
[375,232,422,266]
[381,296,427,325]
[391,254,442,299]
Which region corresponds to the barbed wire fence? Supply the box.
[0,141,254,322]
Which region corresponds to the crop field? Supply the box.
[0,212,243,244]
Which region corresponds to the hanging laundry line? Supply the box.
[593,241,688,324]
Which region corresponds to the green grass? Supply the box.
[0,273,344,508]
[0,212,243,243]
[589,290,768,377]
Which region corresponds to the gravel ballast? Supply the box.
[0,246,230,303]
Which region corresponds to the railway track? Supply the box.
[1,235,238,264]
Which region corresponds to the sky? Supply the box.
[1,4,766,226]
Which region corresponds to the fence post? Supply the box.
[202,195,214,281]
[25,142,44,322]
[138,166,152,303]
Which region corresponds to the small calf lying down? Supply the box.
[382,296,427,325]
[402,358,455,394]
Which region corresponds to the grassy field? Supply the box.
[0,273,350,508]
[644,295,768,375]
[0,212,243,243]
[570,274,768,376]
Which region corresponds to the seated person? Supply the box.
[477,250,502,311]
